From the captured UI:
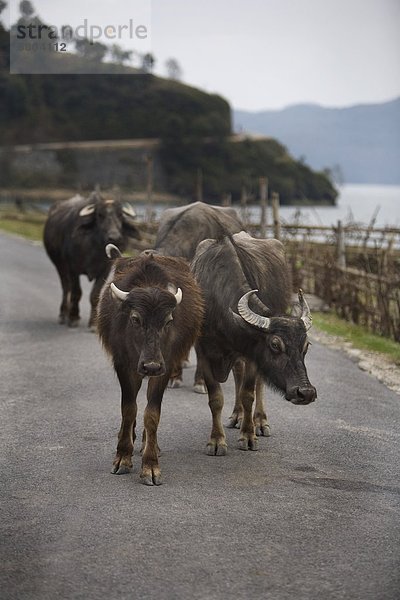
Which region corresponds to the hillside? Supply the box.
[0,23,337,204]
[234,98,400,184]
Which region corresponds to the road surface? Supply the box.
[0,232,399,600]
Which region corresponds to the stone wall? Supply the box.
[0,139,166,191]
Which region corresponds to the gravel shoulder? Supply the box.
[310,328,400,395]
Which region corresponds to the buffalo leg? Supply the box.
[193,347,206,394]
[238,362,259,451]
[141,373,169,485]
[168,363,183,388]
[89,276,106,330]
[58,274,70,324]
[197,350,227,456]
[52,259,70,324]
[112,367,142,475]
[254,377,270,437]
[227,358,245,428]
[68,274,82,327]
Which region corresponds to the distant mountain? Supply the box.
[234,98,400,184]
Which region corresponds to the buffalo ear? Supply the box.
[121,204,141,239]
[298,289,312,331]
[122,216,141,240]
[291,301,302,318]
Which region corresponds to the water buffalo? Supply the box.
[155,201,245,259]
[97,246,204,485]
[192,231,317,456]
[155,201,245,390]
[43,191,141,328]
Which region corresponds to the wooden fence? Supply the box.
[249,223,400,342]
[138,217,400,341]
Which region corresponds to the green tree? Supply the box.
[141,52,155,73]
[75,38,107,62]
[165,58,182,81]
[110,43,132,65]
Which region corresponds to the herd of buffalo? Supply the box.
[43,191,317,485]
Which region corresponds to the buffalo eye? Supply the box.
[270,336,284,353]
[164,314,173,328]
[130,311,141,325]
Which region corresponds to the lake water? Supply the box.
[246,184,400,228]
[137,184,400,229]
[11,183,398,228]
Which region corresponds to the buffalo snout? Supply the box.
[138,361,166,377]
[107,234,123,247]
[286,385,317,405]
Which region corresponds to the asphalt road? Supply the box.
[1,232,399,600]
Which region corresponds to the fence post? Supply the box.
[145,154,153,222]
[271,192,281,240]
[259,177,268,238]
[337,220,346,268]
[241,186,248,222]
[196,168,203,202]
[222,192,232,206]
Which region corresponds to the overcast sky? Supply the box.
[5,0,400,111]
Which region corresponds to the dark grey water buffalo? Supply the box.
[192,231,317,456]
[43,192,140,328]
[155,201,245,390]
[155,201,245,260]
[97,246,204,485]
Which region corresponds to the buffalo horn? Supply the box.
[110,282,129,301]
[79,204,95,217]
[167,284,182,305]
[298,289,312,331]
[122,203,136,218]
[105,244,122,259]
[238,289,271,330]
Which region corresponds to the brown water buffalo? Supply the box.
[43,191,140,328]
[192,231,317,456]
[97,246,204,485]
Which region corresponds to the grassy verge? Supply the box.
[313,312,400,364]
[0,210,45,241]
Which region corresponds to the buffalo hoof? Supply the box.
[111,464,132,475]
[68,318,80,328]
[193,383,207,394]
[140,467,162,486]
[206,441,228,456]
[227,414,243,429]
[58,315,67,325]
[238,436,259,451]
[255,424,271,437]
[111,454,132,474]
[168,378,183,389]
